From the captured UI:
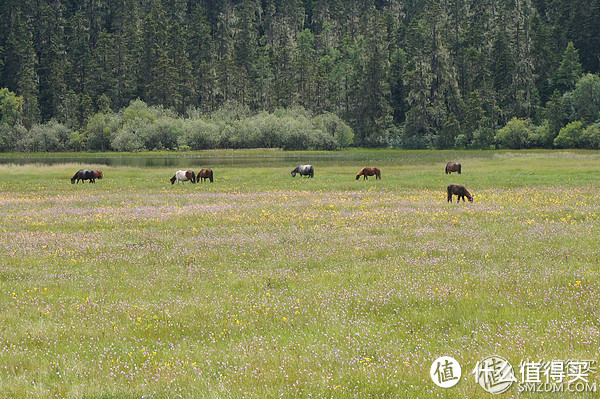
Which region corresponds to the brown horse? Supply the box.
[196,168,213,183]
[445,162,461,174]
[356,167,381,180]
[92,170,103,181]
[447,184,473,203]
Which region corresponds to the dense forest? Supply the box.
[1,0,600,151]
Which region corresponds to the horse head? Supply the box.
[291,167,298,177]
[170,175,176,185]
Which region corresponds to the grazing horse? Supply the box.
[196,168,214,183]
[445,162,462,174]
[447,184,473,203]
[92,170,103,181]
[291,164,314,178]
[170,170,196,184]
[356,167,381,180]
[71,169,96,184]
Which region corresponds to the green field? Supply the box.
[0,150,599,398]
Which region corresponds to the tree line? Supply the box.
[1,0,600,151]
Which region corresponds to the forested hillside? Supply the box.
[1,0,600,151]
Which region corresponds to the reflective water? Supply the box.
[0,151,415,167]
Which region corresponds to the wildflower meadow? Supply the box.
[0,150,599,398]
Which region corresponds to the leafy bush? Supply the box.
[15,121,71,152]
[471,127,495,149]
[85,112,120,151]
[111,121,146,152]
[554,121,583,148]
[528,122,555,149]
[571,74,600,125]
[7,100,353,152]
[313,113,354,148]
[580,123,600,149]
[495,118,532,149]
[179,119,221,150]
[454,134,470,149]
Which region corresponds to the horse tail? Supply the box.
[458,164,461,174]
[209,169,214,182]
[445,163,449,174]
[447,185,452,202]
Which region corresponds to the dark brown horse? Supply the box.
[71,169,102,184]
[356,167,381,180]
[445,162,461,174]
[196,168,213,183]
[447,184,473,203]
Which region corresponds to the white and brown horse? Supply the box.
[170,170,196,184]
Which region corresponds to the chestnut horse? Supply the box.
[445,162,461,174]
[196,168,214,183]
[447,184,473,203]
[356,167,381,180]
[170,170,196,184]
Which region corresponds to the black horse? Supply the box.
[291,164,314,178]
[71,169,96,184]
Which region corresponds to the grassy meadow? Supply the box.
[0,149,599,398]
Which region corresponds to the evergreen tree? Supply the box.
[551,41,583,94]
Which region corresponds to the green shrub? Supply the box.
[495,118,531,149]
[15,121,71,152]
[471,127,495,149]
[554,120,583,148]
[579,123,600,149]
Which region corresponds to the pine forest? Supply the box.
[1,0,600,151]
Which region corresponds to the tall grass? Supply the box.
[0,150,598,397]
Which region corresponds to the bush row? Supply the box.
[0,101,354,152]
